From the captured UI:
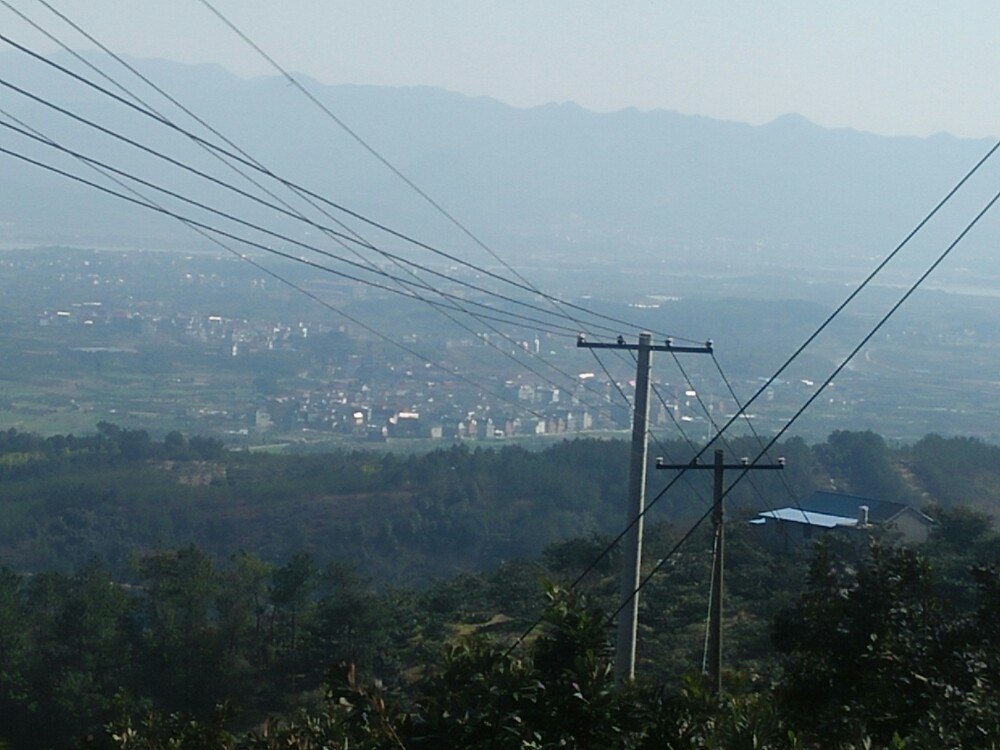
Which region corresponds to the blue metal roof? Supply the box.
[752,491,935,530]
[798,491,906,523]
[757,507,859,528]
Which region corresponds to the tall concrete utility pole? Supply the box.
[657,449,785,696]
[577,332,712,683]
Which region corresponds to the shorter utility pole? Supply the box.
[577,332,712,684]
[656,450,784,697]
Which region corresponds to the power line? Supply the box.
[608,351,713,509]
[6,0,473,321]
[0,31,692,342]
[718,188,1000,506]
[686,138,1000,455]
[3,0,710,432]
[654,450,785,695]
[9,1,592,377]
[648,378,777,515]
[603,505,713,626]
[0,7,592,424]
[0,111,638,425]
[708,352,804,508]
[588,347,633,410]
[504,137,1000,651]
[0,73,629,340]
[7,2,995,657]
[619,186,1000,624]
[0,112,591,345]
[612,345,788,519]
[0,19,649,433]
[701,531,718,675]
[0,125,636,428]
[0,117,579,341]
[0,9,645,421]
[590,347,713,510]
[644,356,791,657]
[0,120,558,425]
[559,134,1000,590]
[193,0,694,346]
[508,335,716,666]
[669,351,801,511]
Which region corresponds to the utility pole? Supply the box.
[577,332,712,683]
[656,449,785,697]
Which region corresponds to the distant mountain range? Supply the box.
[1,51,996,275]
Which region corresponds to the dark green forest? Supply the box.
[3,424,999,580]
[1,426,1000,747]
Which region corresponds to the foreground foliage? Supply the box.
[90,542,1000,749]
[2,426,1000,747]
[2,516,997,748]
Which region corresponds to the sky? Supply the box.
[2,0,997,138]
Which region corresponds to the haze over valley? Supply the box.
[1,54,997,448]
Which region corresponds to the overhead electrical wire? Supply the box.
[192,0,694,346]
[0,117,633,425]
[616,186,1000,620]
[6,0,603,395]
[0,123,632,427]
[6,3,994,659]
[0,42,704,440]
[707,352,805,507]
[604,345,787,517]
[648,378,784,516]
[0,112,559,425]
[616,353,787,538]
[558,133,1000,594]
[0,16,680,447]
[0,140,521,332]
[687,138,1000,451]
[0,7,697,424]
[581,342,749,521]
[0,8,660,427]
[588,347,713,510]
[668,351,803,511]
[653,354,797,584]
[591,343,768,515]
[506,136,1000,650]
[28,0,989,646]
[3,0,464,311]
[720,189,1000,503]
[0,73,629,340]
[597,352,716,512]
[0,112,582,347]
[0,116,579,338]
[0,31,692,343]
[701,531,719,675]
[0,7,613,416]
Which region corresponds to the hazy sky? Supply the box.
[4,0,997,138]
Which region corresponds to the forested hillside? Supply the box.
[2,426,1000,746]
[2,425,999,581]
[1,507,998,747]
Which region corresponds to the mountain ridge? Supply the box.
[0,50,996,276]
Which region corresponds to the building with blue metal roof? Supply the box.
[749,490,936,549]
